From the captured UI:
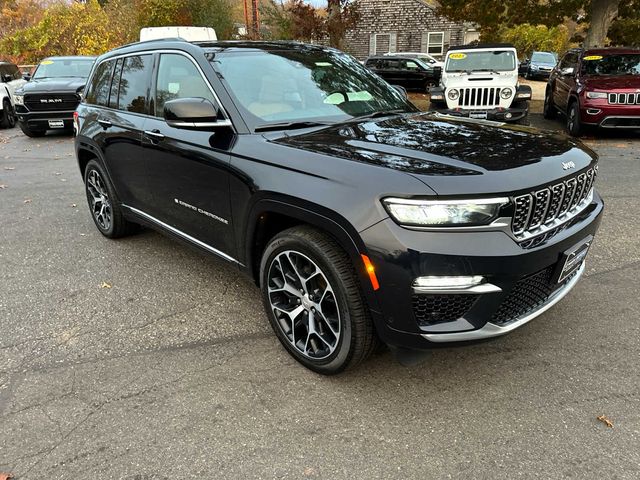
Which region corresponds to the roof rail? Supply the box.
[111,37,189,52]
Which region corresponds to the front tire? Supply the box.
[84,159,137,238]
[566,100,583,137]
[260,226,377,375]
[0,100,15,129]
[543,88,557,120]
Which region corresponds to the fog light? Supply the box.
[586,108,601,115]
[412,275,502,294]
[414,276,483,289]
[505,112,513,119]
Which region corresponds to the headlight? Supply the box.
[500,88,513,99]
[14,94,24,105]
[382,197,509,227]
[447,89,459,100]
[586,91,607,99]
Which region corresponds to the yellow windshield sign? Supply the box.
[449,53,467,60]
[41,60,54,65]
[583,55,603,61]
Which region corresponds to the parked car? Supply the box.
[13,56,95,137]
[519,51,558,80]
[0,61,27,129]
[544,47,640,136]
[429,43,532,123]
[75,40,603,374]
[365,56,441,92]
[384,51,444,68]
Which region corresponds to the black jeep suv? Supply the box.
[75,40,603,374]
[14,56,95,137]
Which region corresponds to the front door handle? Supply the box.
[97,119,112,129]
[144,129,165,142]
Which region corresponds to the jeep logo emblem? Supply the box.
[562,161,576,170]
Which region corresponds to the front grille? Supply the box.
[491,267,579,326]
[511,167,597,244]
[412,294,477,327]
[608,93,640,105]
[458,87,501,107]
[24,93,79,112]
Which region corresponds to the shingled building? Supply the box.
[343,0,478,60]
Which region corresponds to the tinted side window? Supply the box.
[118,55,152,114]
[404,60,420,70]
[85,60,114,106]
[154,53,215,117]
[8,64,21,80]
[109,58,124,109]
[560,53,578,69]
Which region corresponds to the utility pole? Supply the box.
[251,0,260,39]
[243,0,250,37]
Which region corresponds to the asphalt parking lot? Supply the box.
[1,115,639,479]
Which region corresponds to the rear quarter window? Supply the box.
[117,55,152,114]
[85,60,115,106]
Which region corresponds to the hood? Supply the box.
[441,71,517,89]
[531,60,556,68]
[273,113,597,195]
[18,77,87,94]
[582,75,640,91]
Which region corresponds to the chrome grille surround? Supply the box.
[458,87,502,108]
[608,92,640,105]
[511,167,598,246]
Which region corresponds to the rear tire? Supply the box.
[19,122,46,137]
[0,100,15,129]
[566,100,583,137]
[260,226,377,375]
[84,159,137,238]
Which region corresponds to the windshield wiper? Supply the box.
[475,69,502,74]
[346,109,407,123]
[254,120,334,132]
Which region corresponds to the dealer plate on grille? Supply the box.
[554,235,592,284]
[48,120,65,128]
[469,111,488,119]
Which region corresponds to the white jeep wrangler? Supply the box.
[0,61,27,129]
[429,44,532,124]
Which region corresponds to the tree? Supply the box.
[436,0,626,49]
[604,0,640,46]
[499,23,571,57]
[326,0,359,49]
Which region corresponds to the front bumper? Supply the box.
[15,107,75,131]
[361,192,604,349]
[580,100,640,128]
[439,106,528,123]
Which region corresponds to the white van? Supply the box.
[140,27,217,42]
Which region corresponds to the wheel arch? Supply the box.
[243,194,382,311]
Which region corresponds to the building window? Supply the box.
[369,33,397,55]
[427,32,444,56]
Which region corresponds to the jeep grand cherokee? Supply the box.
[74,40,603,374]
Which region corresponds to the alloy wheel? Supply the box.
[86,169,112,231]
[267,250,341,360]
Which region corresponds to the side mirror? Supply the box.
[392,85,408,100]
[560,67,574,76]
[22,73,31,81]
[1,74,11,83]
[163,97,231,129]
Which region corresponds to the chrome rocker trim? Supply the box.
[125,205,243,266]
[421,262,585,343]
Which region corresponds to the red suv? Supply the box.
[544,47,640,136]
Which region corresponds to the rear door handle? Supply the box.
[97,119,112,129]
[144,129,165,141]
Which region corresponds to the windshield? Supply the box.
[582,54,640,76]
[531,52,556,64]
[33,58,95,79]
[211,48,414,129]
[445,50,516,72]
